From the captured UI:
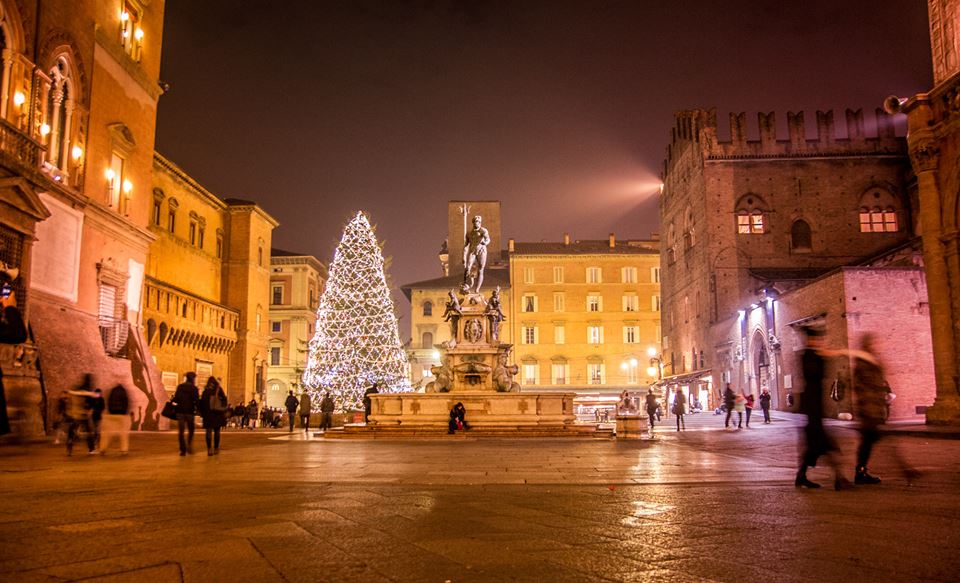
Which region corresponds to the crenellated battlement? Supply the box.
[664,107,906,172]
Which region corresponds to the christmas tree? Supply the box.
[303,212,410,411]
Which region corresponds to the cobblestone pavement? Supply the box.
[1,413,959,582]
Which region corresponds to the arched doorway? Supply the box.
[750,330,769,397]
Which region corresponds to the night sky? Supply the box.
[156,0,932,327]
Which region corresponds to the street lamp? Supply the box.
[646,346,663,381]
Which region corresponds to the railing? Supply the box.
[0,118,43,172]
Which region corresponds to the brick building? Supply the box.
[901,0,960,424]
[0,0,169,432]
[145,154,278,405]
[266,249,325,408]
[659,107,935,418]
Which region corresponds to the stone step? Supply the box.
[317,425,616,440]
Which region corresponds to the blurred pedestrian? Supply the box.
[733,393,745,429]
[199,377,227,456]
[0,271,26,437]
[759,389,772,424]
[320,391,334,431]
[285,390,299,432]
[100,384,130,455]
[363,382,379,423]
[744,393,755,428]
[172,372,199,456]
[850,333,920,485]
[247,399,258,430]
[645,389,658,429]
[53,393,68,445]
[299,390,313,431]
[89,388,105,450]
[723,384,736,429]
[795,326,847,490]
[673,388,686,431]
[65,375,97,456]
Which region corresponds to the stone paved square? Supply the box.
[2,414,959,582]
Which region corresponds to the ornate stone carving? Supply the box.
[910,139,941,172]
[463,318,483,343]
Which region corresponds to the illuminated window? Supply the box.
[523,363,539,385]
[522,326,538,345]
[736,195,767,234]
[553,266,564,283]
[554,324,565,345]
[167,198,178,233]
[859,208,898,233]
[189,220,197,245]
[651,267,661,283]
[623,326,638,344]
[622,295,638,312]
[523,267,535,284]
[587,267,602,284]
[588,325,604,344]
[553,292,565,312]
[422,301,432,316]
[523,293,537,313]
[652,295,661,311]
[551,363,568,385]
[119,2,144,61]
[588,363,605,385]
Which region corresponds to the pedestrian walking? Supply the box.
[850,333,920,485]
[198,377,228,456]
[299,391,313,431]
[282,391,298,432]
[795,326,847,490]
[363,382,379,423]
[89,388,105,450]
[448,402,470,434]
[172,372,200,456]
[759,389,772,424]
[100,384,130,455]
[723,384,736,429]
[733,394,745,429]
[645,389,658,429]
[673,388,686,431]
[246,399,258,430]
[65,375,97,456]
[319,391,334,431]
[744,393,755,428]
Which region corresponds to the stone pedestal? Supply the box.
[615,414,648,439]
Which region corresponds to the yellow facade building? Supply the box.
[508,234,661,394]
[145,154,277,404]
[266,249,325,409]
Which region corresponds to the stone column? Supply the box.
[907,103,960,423]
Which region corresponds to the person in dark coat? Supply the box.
[172,372,200,456]
[284,390,299,432]
[299,391,313,431]
[723,384,736,429]
[363,383,379,423]
[448,402,470,434]
[88,389,105,450]
[65,375,97,455]
[795,327,847,489]
[673,388,686,431]
[198,377,227,456]
[851,333,919,485]
[0,277,26,436]
[319,392,334,431]
[759,389,772,424]
[645,390,658,429]
[101,384,130,454]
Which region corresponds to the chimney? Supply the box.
[563,233,570,246]
[608,233,616,248]
[508,238,515,253]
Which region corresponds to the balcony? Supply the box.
[0,118,44,178]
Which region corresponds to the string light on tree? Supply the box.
[303,211,410,411]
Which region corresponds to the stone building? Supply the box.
[0,0,169,431]
[145,154,278,404]
[266,249,325,409]
[659,107,935,417]
[900,0,960,424]
[508,234,661,395]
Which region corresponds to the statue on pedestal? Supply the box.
[461,215,490,294]
[442,290,461,340]
[485,287,505,341]
[493,351,521,392]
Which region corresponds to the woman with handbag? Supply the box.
[673,388,686,431]
[198,378,228,456]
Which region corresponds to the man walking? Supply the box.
[795,327,847,489]
[645,389,658,430]
[172,372,199,456]
[319,391,334,431]
[299,390,312,432]
[673,388,686,431]
[285,390,299,432]
[723,384,736,429]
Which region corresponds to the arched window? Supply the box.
[45,55,79,173]
[858,188,900,233]
[422,301,433,317]
[791,219,812,252]
[683,206,694,248]
[735,195,767,234]
[421,331,433,348]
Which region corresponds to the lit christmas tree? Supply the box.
[303,212,410,411]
